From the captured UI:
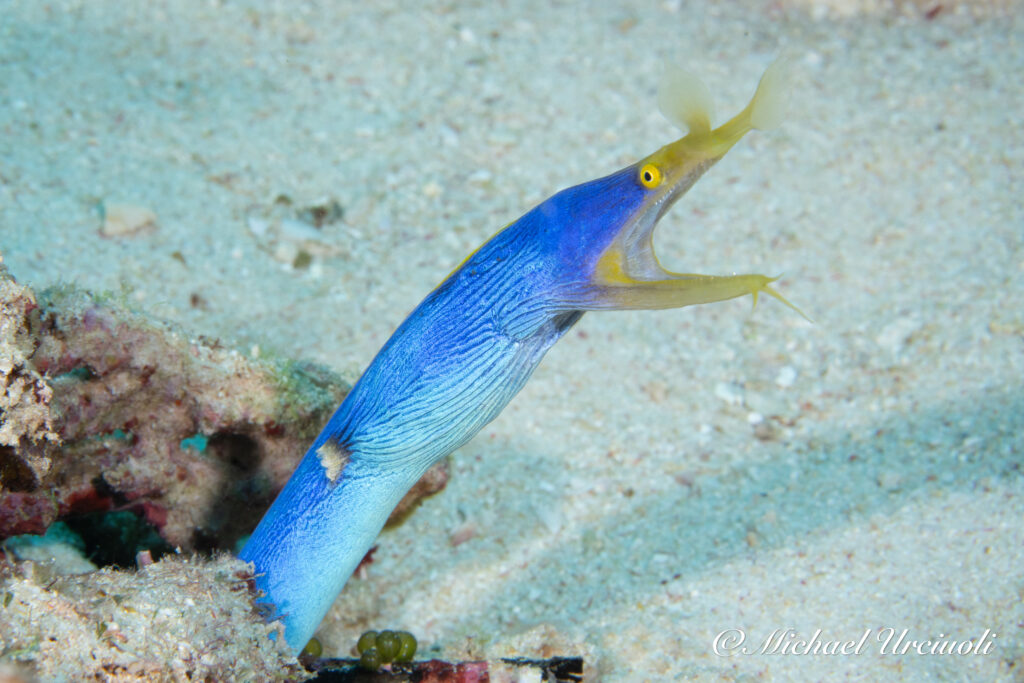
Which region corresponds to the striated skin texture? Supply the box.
[240,170,642,651]
[240,64,801,652]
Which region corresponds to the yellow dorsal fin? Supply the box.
[708,59,790,152]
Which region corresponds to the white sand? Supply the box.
[2,1,1021,680]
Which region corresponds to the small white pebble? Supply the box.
[875,317,920,355]
[776,365,797,388]
[714,381,744,405]
[422,181,443,198]
[697,423,712,446]
[877,471,902,491]
[439,124,460,147]
[537,504,562,535]
[450,523,477,547]
[246,216,269,237]
[747,412,764,424]
[273,242,299,264]
[280,217,321,241]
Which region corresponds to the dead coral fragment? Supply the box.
[0,257,58,460]
[0,259,60,541]
[19,281,352,550]
[99,201,158,237]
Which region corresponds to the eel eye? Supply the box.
[639,164,662,189]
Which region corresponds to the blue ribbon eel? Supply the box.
[239,61,805,652]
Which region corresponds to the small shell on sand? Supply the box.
[100,202,158,237]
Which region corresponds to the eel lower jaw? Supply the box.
[616,156,722,280]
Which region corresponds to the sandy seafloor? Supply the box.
[2,0,1022,680]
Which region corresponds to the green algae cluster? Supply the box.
[356,629,417,670]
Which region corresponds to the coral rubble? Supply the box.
[0,554,309,681]
[0,260,59,525]
[0,256,455,681]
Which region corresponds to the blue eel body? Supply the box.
[239,63,802,651]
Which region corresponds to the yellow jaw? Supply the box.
[590,61,808,322]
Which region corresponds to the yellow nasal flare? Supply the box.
[656,60,791,159]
